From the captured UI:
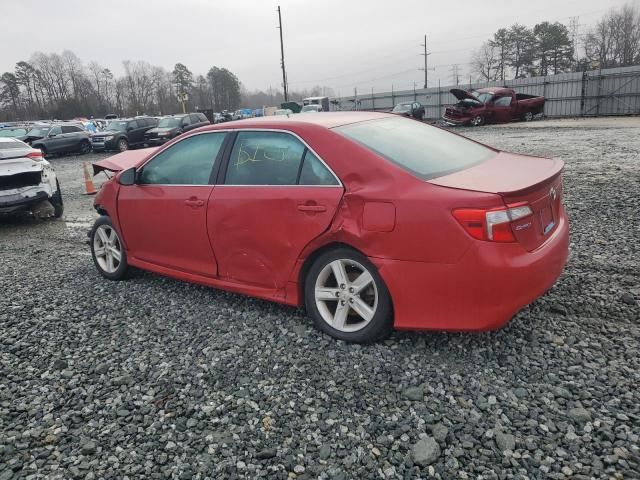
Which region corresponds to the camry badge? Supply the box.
[549,186,557,201]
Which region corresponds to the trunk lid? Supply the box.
[92,147,158,175]
[430,151,564,251]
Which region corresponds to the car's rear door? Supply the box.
[117,132,227,276]
[207,130,343,291]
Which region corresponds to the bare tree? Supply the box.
[472,42,499,82]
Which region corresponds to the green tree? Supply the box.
[0,72,21,117]
[490,28,511,81]
[507,24,536,78]
[533,22,574,75]
[172,63,193,112]
[206,66,241,111]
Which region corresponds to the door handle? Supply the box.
[185,198,204,207]
[297,204,326,212]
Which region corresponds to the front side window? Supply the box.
[225,131,306,185]
[128,120,138,130]
[49,126,62,136]
[139,133,226,185]
[335,117,496,180]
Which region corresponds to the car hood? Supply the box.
[92,148,159,175]
[450,89,483,105]
[94,130,121,137]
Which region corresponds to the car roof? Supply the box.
[208,111,393,129]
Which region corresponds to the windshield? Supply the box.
[471,91,494,104]
[301,105,321,112]
[0,128,27,137]
[392,103,412,113]
[26,127,50,136]
[158,117,182,128]
[335,117,496,180]
[106,121,128,132]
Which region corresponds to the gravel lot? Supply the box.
[1,118,638,479]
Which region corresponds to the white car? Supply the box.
[0,137,63,217]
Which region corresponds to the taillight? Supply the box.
[453,204,533,242]
[27,151,43,161]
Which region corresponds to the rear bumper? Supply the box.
[374,210,569,331]
[0,190,50,213]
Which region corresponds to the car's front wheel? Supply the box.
[90,216,128,280]
[79,140,91,154]
[471,115,484,127]
[117,138,129,152]
[305,248,393,343]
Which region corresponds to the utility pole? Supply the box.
[277,6,289,102]
[450,64,460,86]
[569,16,581,68]
[419,34,432,89]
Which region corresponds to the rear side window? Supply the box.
[140,133,226,185]
[225,131,305,185]
[62,126,80,133]
[299,151,338,185]
[335,117,496,179]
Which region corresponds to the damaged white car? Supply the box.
[0,137,63,217]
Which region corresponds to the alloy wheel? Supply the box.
[93,224,122,274]
[472,115,483,126]
[118,139,128,152]
[314,259,378,333]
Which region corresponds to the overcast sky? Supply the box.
[2,0,634,95]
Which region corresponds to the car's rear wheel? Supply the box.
[471,115,484,127]
[524,111,534,122]
[305,248,393,343]
[79,140,91,154]
[117,138,129,152]
[51,179,64,218]
[90,216,128,280]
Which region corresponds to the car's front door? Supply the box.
[208,130,343,290]
[492,94,514,123]
[118,132,227,276]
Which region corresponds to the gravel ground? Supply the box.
[1,118,639,479]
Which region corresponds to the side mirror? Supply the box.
[118,167,136,185]
[127,126,133,132]
[48,133,57,137]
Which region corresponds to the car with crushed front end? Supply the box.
[89,112,569,343]
[0,137,63,217]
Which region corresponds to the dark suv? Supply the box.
[30,123,92,156]
[143,113,209,146]
[91,117,157,152]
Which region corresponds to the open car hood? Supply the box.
[92,148,158,175]
[450,89,483,104]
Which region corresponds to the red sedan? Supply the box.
[90,112,569,343]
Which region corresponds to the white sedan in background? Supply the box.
[0,137,63,217]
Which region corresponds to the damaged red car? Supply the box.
[90,112,568,343]
[443,87,545,126]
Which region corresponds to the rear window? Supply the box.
[335,117,496,179]
[0,140,26,149]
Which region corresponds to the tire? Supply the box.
[304,247,393,343]
[117,138,129,152]
[90,216,128,280]
[471,115,484,127]
[51,179,64,218]
[524,111,534,122]
[79,140,91,154]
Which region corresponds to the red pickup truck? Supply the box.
[443,87,545,126]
